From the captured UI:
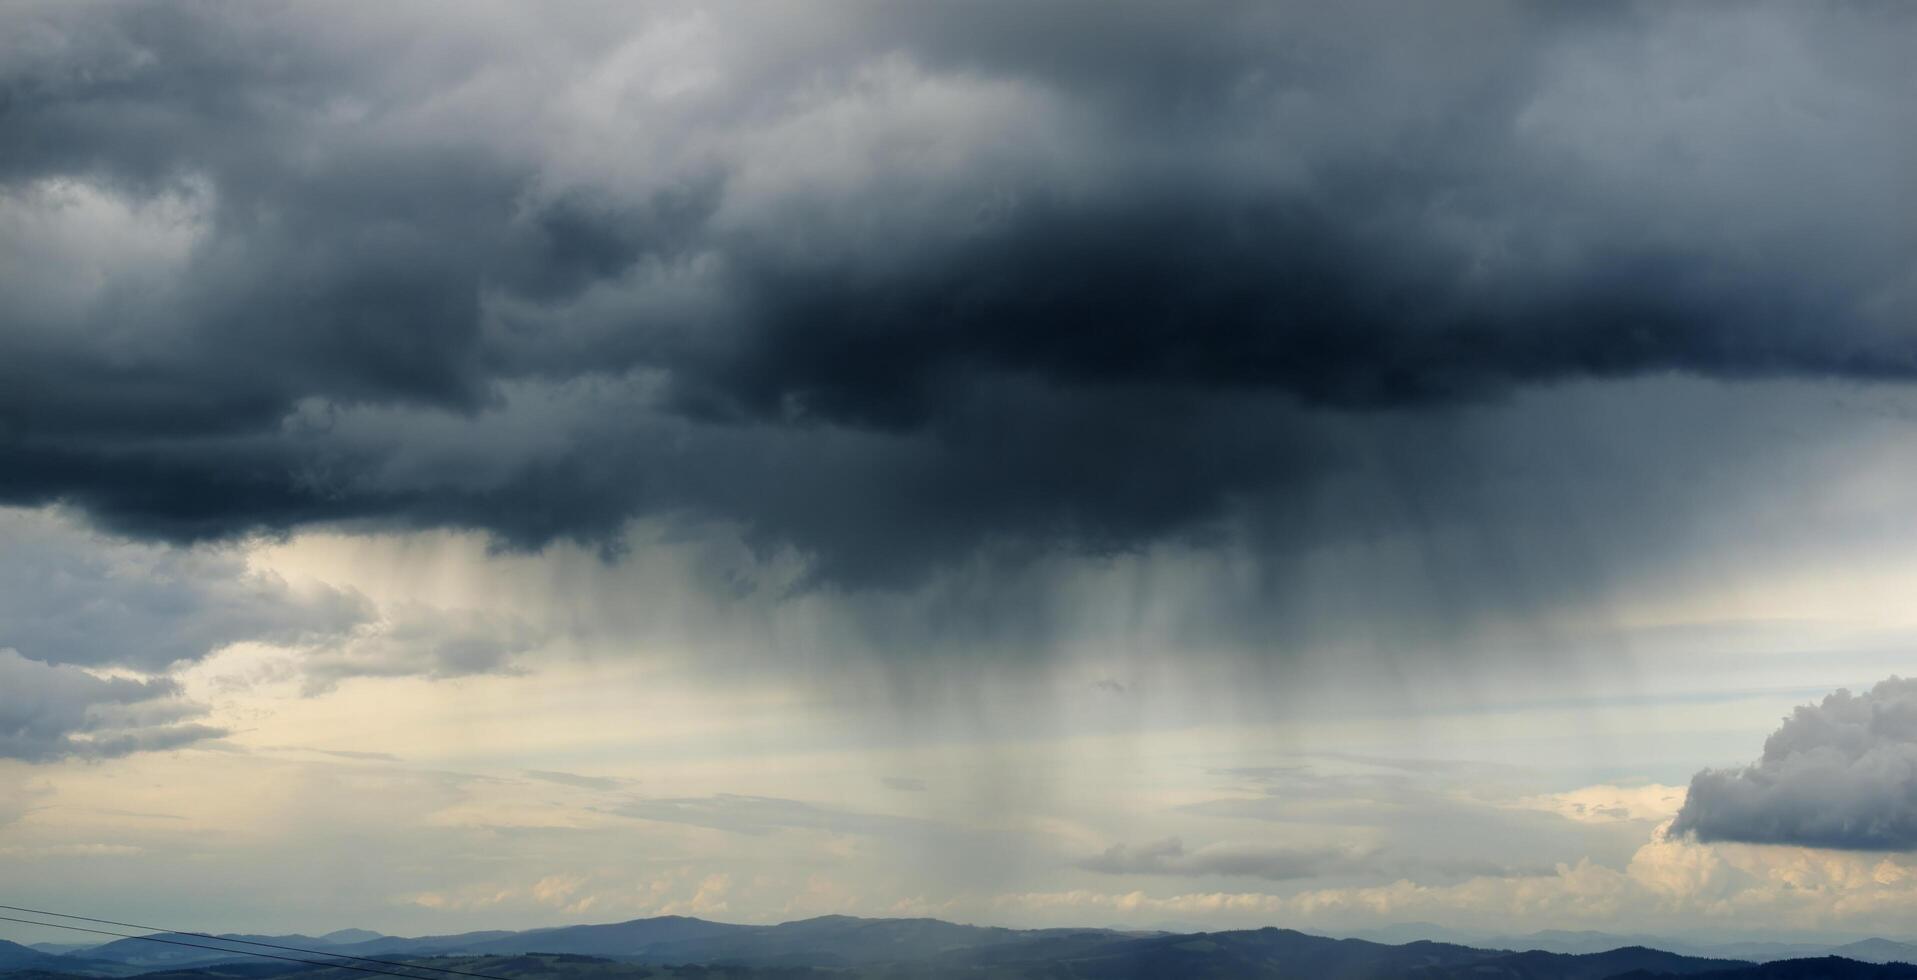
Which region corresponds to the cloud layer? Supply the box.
[2,1,1912,585]
[0,507,541,759]
[0,507,367,672]
[1673,677,1917,851]
[0,507,360,760]
[0,648,223,761]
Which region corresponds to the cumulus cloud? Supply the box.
[0,647,224,761]
[0,1,1910,588]
[1672,677,1917,851]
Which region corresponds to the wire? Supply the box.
[0,913,522,980]
[0,906,524,980]
[0,915,449,980]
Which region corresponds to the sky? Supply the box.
[3,0,1917,946]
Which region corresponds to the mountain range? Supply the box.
[1349,926,1917,965]
[5,915,1916,980]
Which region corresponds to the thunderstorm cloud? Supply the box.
[1,1,1911,587]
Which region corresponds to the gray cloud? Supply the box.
[1672,677,1917,851]
[0,506,533,701]
[0,1,1910,591]
[0,506,545,712]
[0,507,368,671]
[0,647,225,761]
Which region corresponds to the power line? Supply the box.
[0,912,522,980]
[0,915,456,980]
[0,905,523,980]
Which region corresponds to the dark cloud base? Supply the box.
[1,1,1911,585]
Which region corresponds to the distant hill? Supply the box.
[445,916,752,958]
[1406,945,1744,980]
[11,915,1917,980]
[1834,940,1917,965]
[997,929,1496,980]
[606,915,1080,967]
[312,933,383,947]
[1451,929,1915,965]
[1611,957,1917,980]
[312,929,519,960]
[0,942,73,972]
[63,917,1110,971]
[1483,930,1695,956]
[77,934,388,970]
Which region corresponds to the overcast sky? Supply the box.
[3,0,1917,945]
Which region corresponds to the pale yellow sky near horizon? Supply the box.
[5,500,1917,942]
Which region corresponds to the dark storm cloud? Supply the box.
[1,1,1912,584]
[1672,677,1917,851]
